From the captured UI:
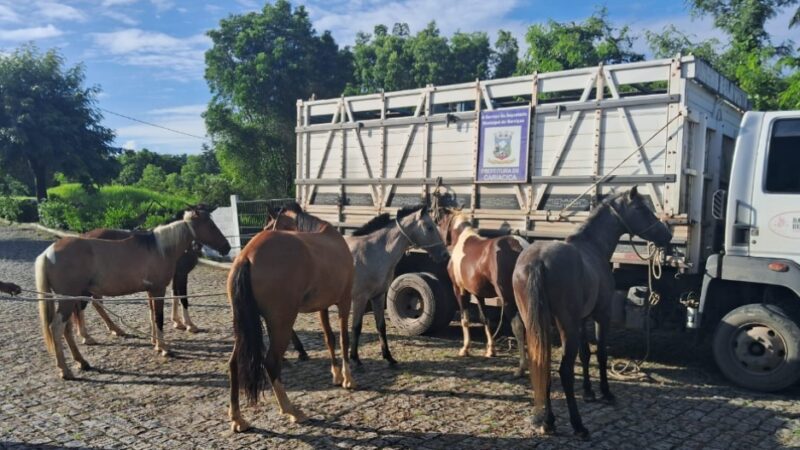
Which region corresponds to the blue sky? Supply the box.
[0,0,796,155]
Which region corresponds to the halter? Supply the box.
[395,217,446,250]
[607,203,663,240]
[184,218,197,238]
[269,207,286,231]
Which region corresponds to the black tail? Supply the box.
[230,261,268,405]
[525,260,551,399]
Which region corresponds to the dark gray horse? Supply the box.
[288,205,449,367]
[512,187,672,439]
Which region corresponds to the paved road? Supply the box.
[1,225,798,449]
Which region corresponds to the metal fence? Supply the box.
[233,197,295,250]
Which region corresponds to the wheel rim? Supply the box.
[730,323,787,375]
[394,287,424,320]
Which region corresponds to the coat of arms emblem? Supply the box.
[493,130,513,161]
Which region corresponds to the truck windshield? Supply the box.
[765,118,800,193]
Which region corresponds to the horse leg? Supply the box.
[511,311,527,378]
[558,323,589,439]
[349,296,369,368]
[595,314,615,404]
[264,313,307,423]
[371,294,397,367]
[475,297,496,357]
[90,299,127,338]
[50,304,74,380]
[579,320,596,402]
[338,297,355,389]
[319,309,342,385]
[227,341,249,432]
[148,292,169,357]
[174,270,198,333]
[63,318,91,371]
[455,290,471,357]
[171,298,185,330]
[291,330,309,361]
[75,299,97,345]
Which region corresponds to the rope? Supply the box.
[557,111,684,218]
[609,241,663,381]
[5,288,227,303]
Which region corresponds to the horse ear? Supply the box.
[628,185,639,200]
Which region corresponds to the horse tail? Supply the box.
[36,250,55,355]
[525,260,551,400]
[229,260,268,405]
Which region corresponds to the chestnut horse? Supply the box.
[227,203,354,432]
[513,187,671,438]
[437,208,529,376]
[0,281,21,296]
[75,208,210,344]
[35,207,231,379]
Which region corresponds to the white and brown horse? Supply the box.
[35,207,230,379]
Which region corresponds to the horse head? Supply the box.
[397,205,449,263]
[184,205,231,255]
[264,204,298,231]
[610,186,672,247]
[436,207,471,249]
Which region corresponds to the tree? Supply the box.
[0,45,117,200]
[204,0,351,198]
[517,8,642,75]
[115,148,186,185]
[492,30,519,79]
[449,31,492,82]
[646,25,721,62]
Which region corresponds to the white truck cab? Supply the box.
[699,111,800,392]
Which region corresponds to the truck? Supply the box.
[292,56,800,392]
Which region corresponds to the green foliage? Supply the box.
[204,0,351,198]
[43,183,191,232]
[0,197,38,222]
[137,164,168,193]
[349,22,519,94]
[517,8,643,74]
[646,25,721,62]
[115,149,186,185]
[0,45,118,200]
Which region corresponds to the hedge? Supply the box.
[0,197,39,223]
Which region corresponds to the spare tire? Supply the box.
[386,272,454,336]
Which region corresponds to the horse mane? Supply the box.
[152,220,193,255]
[351,213,392,236]
[396,204,425,220]
[565,192,625,242]
[282,202,329,233]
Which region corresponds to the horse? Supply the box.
[272,205,449,368]
[437,208,529,376]
[0,281,21,296]
[35,207,231,380]
[74,208,210,344]
[227,202,354,432]
[512,187,672,438]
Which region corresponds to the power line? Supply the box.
[100,107,209,141]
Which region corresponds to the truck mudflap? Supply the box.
[695,254,800,328]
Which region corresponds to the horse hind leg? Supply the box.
[456,292,471,357]
[171,298,185,330]
[290,330,309,361]
[265,313,307,423]
[50,303,74,380]
[349,296,370,368]
[579,321,596,402]
[92,299,127,337]
[511,312,527,378]
[148,293,170,357]
[476,297,496,357]
[320,309,343,385]
[227,342,249,432]
[558,323,590,439]
[64,318,91,371]
[75,299,97,345]
[337,297,355,389]
[371,294,397,367]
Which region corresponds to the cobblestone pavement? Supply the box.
[1,224,799,449]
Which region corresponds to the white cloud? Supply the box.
[0,24,62,41]
[299,0,525,46]
[149,104,206,115]
[114,109,208,154]
[0,4,20,23]
[102,10,138,26]
[36,1,86,22]
[101,0,138,6]
[90,29,210,80]
[123,140,137,150]
[150,0,174,12]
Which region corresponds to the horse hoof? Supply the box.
[458,349,470,357]
[173,322,186,331]
[513,369,525,378]
[297,353,309,362]
[230,419,250,433]
[386,358,399,368]
[78,361,92,371]
[600,394,616,405]
[157,348,172,357]
[351,357,363,367]
[186,325,200,333]
[60,369,75,380]
[574,427,590,440]
[342,379,356,390]
[82,337,97,346]
[110,330,128,338]
[289,411,309,424]
[485,350,496,358]
[583,391,597,403]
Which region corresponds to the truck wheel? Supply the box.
[712,303,800,392]
[386,272,454,336]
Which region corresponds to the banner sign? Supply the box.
[476,106,531,183]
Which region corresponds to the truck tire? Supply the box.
[386,272,454,336]
[712,303,800,392]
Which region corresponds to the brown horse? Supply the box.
[227,202,354,432]
[513,187,672,438]
[75,208,210,344]
[0,281,21,296]
[35,207,231,379]
[437,208,529,375]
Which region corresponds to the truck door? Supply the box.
[750,114,800,265]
